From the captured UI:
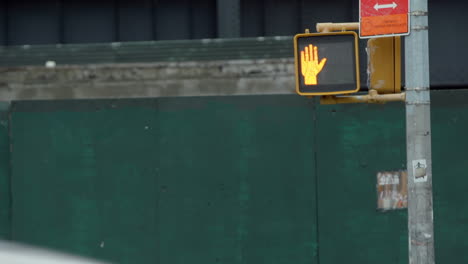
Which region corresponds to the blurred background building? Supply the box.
[0,0,466,87]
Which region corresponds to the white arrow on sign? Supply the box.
[374,2,398,10]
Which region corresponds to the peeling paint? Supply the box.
[377,171,408,210]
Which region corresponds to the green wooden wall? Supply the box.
[316,100,408,264]
[9,96,317,264]
[431,90,468,263]
[1,90,468,263]
[0,103,11,240]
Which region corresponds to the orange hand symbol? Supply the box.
[300,44,327,85]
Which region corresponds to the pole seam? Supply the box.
[412,26,429,31]
[406,87,430,91]
[406,102,431,105]
[410,11,428,16]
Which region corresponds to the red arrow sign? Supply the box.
[360,0,409,38]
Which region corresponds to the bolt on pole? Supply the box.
[405,0,435,263]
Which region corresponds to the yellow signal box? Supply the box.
[367,36,401,94]
[294,31,360,96]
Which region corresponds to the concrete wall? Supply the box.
[0,59,295,100]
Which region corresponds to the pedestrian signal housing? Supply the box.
[367,36,401,94]
[294,31,360,96]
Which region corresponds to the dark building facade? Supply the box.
[0,0,467,87]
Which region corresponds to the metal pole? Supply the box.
[405,0,434,262]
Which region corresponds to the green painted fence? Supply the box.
[316,100,408,264]
[9,97,317,264]
[1,90,468,263]
[0,103,10,240]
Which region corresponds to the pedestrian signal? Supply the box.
[294,31,360,96]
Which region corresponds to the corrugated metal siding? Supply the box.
[0,37,293,66]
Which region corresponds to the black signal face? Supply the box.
[294,31,360,96]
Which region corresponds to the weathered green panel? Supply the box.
[314,90,468,263]
[0,102,11,240]
[431,90,468,263]
[156,96,317,264]
[10,95,318,264]
[9,90,468,264]
[316,102,408,264]
[10,100,160,263]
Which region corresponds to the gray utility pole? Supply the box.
[405,0,435,262]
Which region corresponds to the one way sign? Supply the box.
[360,0,409,38]
[374,2,397,10]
